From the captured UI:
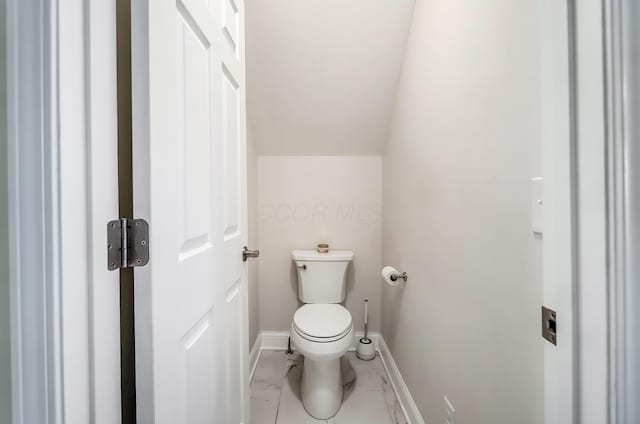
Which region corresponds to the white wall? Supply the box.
[247,130,260,347]
[257,156,382,334]
[0,0,11,418]
[382,1,543,423]
[246,0,414,156]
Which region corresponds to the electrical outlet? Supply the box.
[444,396,455,424]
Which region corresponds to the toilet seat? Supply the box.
[293,304,352,343]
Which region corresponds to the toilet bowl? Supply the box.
[290,303,354,419]
[291,249,354,419]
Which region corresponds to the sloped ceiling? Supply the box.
[246,0,415,155]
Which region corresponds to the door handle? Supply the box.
[242,246,260,262]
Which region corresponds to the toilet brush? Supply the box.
[356,299,375,360]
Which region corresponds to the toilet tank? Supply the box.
[292,250,354,304]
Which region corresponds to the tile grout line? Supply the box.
[272,350,290,424]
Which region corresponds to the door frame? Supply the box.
[5,0,630,423]
[573,0,609,422]
[539,0,577,422]
[6,0,121,422]
[542,0,612,422]
[543,0,633,423]
[603,0,640,422]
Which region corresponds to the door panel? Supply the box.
[222,0,239,52]
[132,0,248,421]
[177,6,214,257]
[182,311,216,424]
[222,66,241,239]
[224,282,244,423]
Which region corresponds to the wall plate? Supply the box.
[531,177,544,234]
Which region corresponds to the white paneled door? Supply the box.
[131,0,249,423]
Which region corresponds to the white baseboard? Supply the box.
[249,333,263,382]
[250,330,424,424]
[378,337,425,424]
[260,331,290,350]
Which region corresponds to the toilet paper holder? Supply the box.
[390,271,408,282]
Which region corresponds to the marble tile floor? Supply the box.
[250,351,407,424]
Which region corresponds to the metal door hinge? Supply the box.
[107,218,149,271]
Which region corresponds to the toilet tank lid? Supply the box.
[292,249,354,262]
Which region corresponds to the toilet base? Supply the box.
[300,356,343,419]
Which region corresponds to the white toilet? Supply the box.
[290,249,355,419]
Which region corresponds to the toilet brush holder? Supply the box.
[356,337,375,361]
[356,299,375,360]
